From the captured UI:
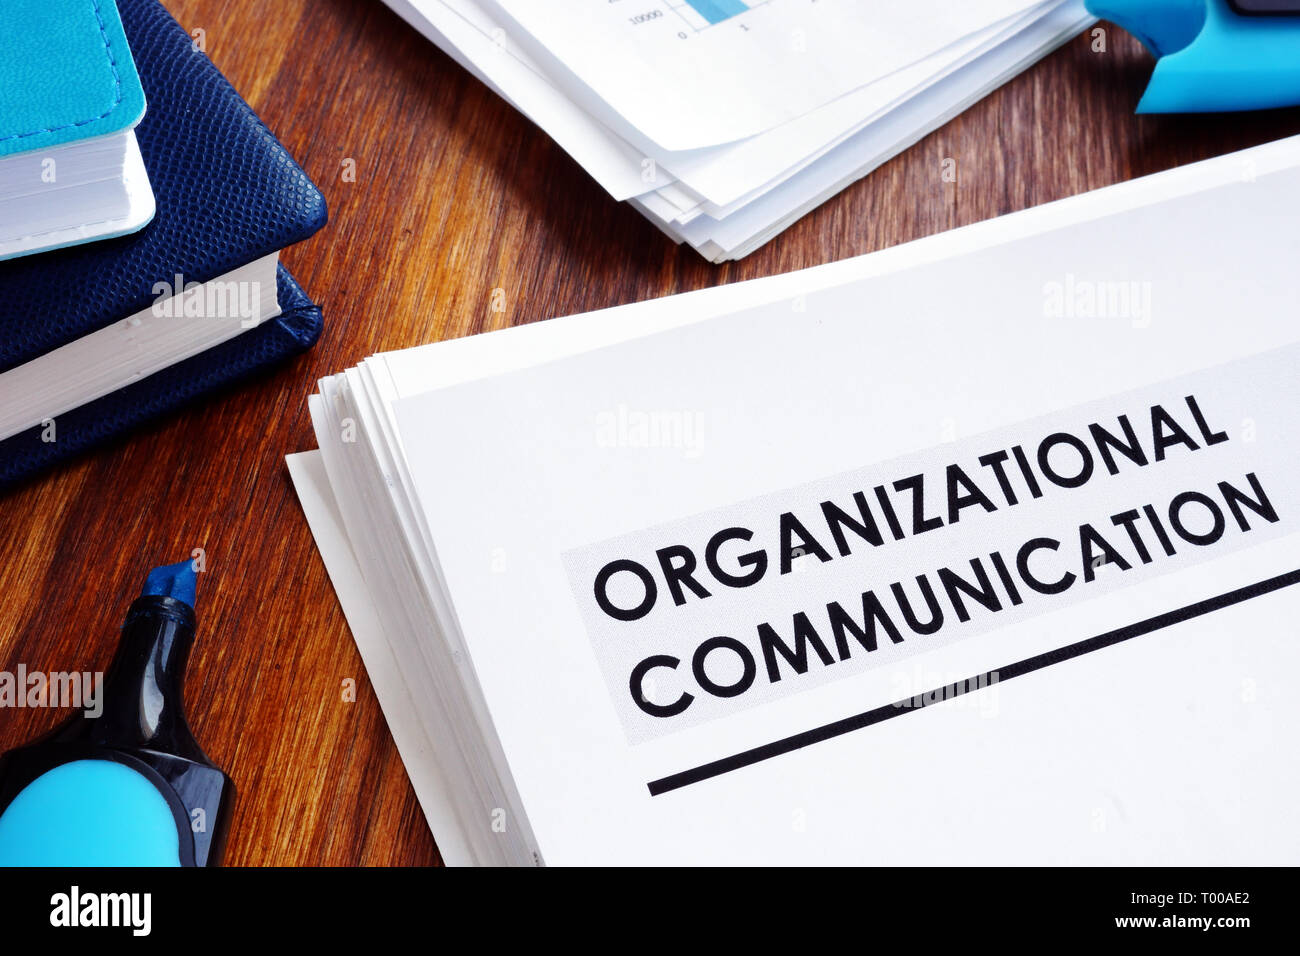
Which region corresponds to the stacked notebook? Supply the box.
[0,1,153,260]
[0,0,326,488]
[383,0,1094,261]
[292,135,1300,865]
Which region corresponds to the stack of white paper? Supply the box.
[290,136,1300,865]
[383,0,1094,261]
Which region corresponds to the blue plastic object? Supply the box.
[0,559,234,866]
[0,760,181,866]
[1088,0,1300,112]
[142,559,197,605]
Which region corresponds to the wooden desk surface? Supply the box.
[1,1,1297,866]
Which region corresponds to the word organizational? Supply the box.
[587,395,1281,718]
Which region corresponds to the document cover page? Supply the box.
[394,155,1300,865]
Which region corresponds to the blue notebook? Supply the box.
[0,0,155,258]
[0,0,327,490]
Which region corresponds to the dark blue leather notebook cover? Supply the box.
[0,0,327,489]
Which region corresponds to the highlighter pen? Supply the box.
[0,560,234,866]
[1088,0,1300,113]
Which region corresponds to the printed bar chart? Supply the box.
[683,0,750,26]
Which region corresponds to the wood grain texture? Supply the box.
[1,1,1298,866]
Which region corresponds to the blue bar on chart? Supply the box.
[685,0,750,26]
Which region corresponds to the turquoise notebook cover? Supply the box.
[0,0,146,158]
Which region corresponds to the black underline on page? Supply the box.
[645,567,1300,797]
